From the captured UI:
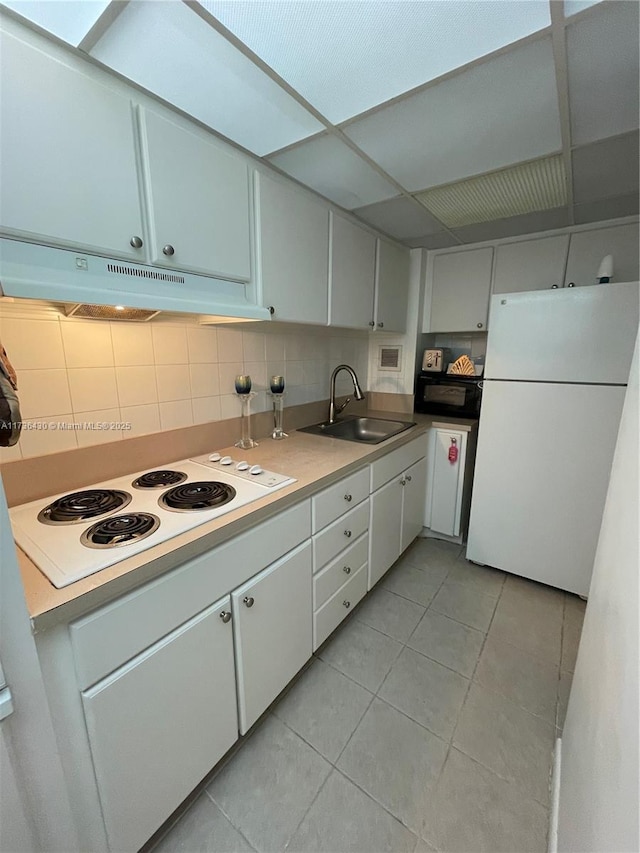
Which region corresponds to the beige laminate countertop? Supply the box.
[17,412,477,631]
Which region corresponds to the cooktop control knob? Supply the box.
[220,456,232,465]
[249,465,263,476]
[236,461,249,471]
[208,453,221,462]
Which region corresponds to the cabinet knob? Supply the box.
[476,322,483,329]
[219,611,231,623]
[344,493,353,502]
[551,284,559,289]
[343,600,351,609]
[567,282,575,288]
[162,244,175,256]
[343,565,351,574]
[406,475,412,482]
[400,478,406,486]
[344,529,352,538]
[368,320,375,328]
[377,322,384,328]
[268,306,275,315]
[243,596,255,608]
[129,235,143,249]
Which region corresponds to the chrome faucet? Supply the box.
[328,364,365,424]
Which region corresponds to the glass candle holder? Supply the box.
[268,390,288,440]
[234,391,258,449]
[269,374,285,394]
[235,374,252,394]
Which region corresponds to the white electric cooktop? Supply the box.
[10,454,295,589]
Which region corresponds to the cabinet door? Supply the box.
[0,31,144,260]
[493,235,569,294]
[257,173,329,324]
[232,542,312,733]
[427,430,466,537]
[81,599,238,853]
[329,213,376,329]
[368,478,403,589]
[139,108,251,281]
[429,248,493,332]
[401,457,427,553]
[374,239,410,332]
[564,223,639,287]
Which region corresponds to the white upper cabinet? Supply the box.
[256,173,329,324]
[329,213,377,329]
[564,223,639,287]
[138,108,251,281]
[0,31,144,260]
[374,238,410,333]
[493,234,570,294]
[428,247,494,333]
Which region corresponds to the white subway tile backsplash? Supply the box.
[156,364,191,403]
[243,361,267,389]
[0,318,65,370]
[220,393,242,420]
[217,328,243,362]
[286,361,304,386]
[192,395,222,425]
[73,408,122,448]
[18,369,73,418]
[159,399,193,431]
[218,362,244,396]
[243,331,266,363]
[68,367,119,413]
[120,403,161,438]
[18,414,78,457]
[116,366,158,408]
[265,333,285,362]
[187,327,218,363]
[61,320,114,368]
[111,322,154,366]
[190,363,220,398]
[151,325,188,364]
[285,334,304,361]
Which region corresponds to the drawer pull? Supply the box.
[344,494,353,502]
[243,596,255,608]
[162,244,175,256]
[344,529,352,538]
[406,475,412,482]
[343,566,351,574]
[219,611,231,623]
[400,478,406,486]
[343,600,351,609]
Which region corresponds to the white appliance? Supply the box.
[466,282,639,596]
[9,455,295,589]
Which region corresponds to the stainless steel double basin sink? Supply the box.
[299,415,415,445]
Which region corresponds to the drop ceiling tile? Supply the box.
[352,197,443,240]
[2,0,110,46]
[344,37,561,191]
[405,233,460,250]
[564,1,602,16]
[453,207,570,243]
[201,1,550,124]
[573,193,639,225]
[572,132,639,204]
[567,2,640,146]
[89,1,322,156]
[268,135,397,209]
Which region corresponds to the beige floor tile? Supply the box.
[355,587,425,643]
[153,795,254,853]
[317,619,403,692]
[431,582,497,632]
[489,594,562,667]
[408,610,485,678]
[381,562,442,607]
[447,561,505,599]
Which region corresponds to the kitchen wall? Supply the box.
[0,302,369,462]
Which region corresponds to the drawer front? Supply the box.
[313,533,368,610]
[370,434,428,491]
[312,467,369,532]
[313,562,368,650]
[313,500,369,571]
[71,500,311,690]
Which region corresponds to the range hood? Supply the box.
[0,238,271,322]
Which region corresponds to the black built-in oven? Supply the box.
[414,373,482,419]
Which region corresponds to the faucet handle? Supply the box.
[337,397,351,414]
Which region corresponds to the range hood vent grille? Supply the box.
[64,304,160,321]
[106,263,185,284]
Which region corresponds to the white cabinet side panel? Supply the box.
[466,381,625,595]
[429,430,464,537]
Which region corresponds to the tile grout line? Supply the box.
[202,788,260,853]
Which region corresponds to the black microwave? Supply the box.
[414,373,482,419]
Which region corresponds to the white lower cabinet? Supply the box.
[314,563,368,649]
[401,457,428,552]
[369,477,404,588]
[81,598,238,853]
[232,542,312,733]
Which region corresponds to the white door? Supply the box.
[565,223,639,287]
[139,108,251,280]
[329,213,376,329]
[232,542,312,733]
[368,478,403,588]
[256,173,329,324]
[427,430,465,537]
[0,30,144,260]
[492,235,569,294]
[374,239,410,332]
[466,381,626,596]
[429,247,493,332]
[81,599,238,853]
[401,457,428,552]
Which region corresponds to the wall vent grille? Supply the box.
[378,345,402,371]
[106,263,185,284]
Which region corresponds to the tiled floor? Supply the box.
[153,538,586,853]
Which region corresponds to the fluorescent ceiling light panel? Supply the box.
[268,134,397,209]
[2,0,111,46]
[566,2,640,146]
[90,0,322,156]
[415,155,567,228]
[564,0,602,16]
[345,37,561,191]
[200,0,551,123]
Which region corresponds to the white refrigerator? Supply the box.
[466,281,639,597]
